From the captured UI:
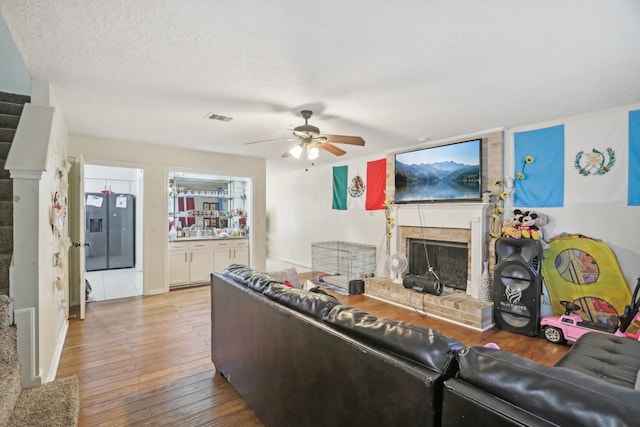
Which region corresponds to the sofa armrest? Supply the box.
[455,346,640,427]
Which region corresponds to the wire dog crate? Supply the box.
[311,241,376,291]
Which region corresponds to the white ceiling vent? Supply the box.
[205,113,233,122]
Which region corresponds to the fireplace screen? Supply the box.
[408,239,468,291]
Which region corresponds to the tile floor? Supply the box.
[84,260,306,302]
[85,268,143,302]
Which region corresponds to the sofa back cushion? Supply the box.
[222,264,255,285]
[246,273,280,293]
[457,346,640,427]
[263,284,339,320]
[323,305,465,373]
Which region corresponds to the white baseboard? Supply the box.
[46,319,69,383]
[266,256,312,272]
[15,307,42,387]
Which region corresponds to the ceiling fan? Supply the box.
[245,110,365,160]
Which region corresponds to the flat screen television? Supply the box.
[394,138,482,203]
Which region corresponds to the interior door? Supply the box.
[68,155,86,319]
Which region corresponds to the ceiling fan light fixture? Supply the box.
[289,144,303,159]
[307,146,320,160]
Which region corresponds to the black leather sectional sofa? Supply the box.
[443,333,640,427]
[211,265,640,427]
[211,265,465,427]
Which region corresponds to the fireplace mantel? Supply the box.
[390,203,491,299]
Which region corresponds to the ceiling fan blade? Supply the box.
[319,134,365,146]
[244,137,296,145]
[319,142,346,156]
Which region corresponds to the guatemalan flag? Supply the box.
[333,158,387,210]
[514,109,640,207]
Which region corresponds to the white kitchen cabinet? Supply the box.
[189,241,214,283]
[168,242,190,286]
[213,239,249,272]
[169,241,214,287]
[85,178,132,194]
[233,240,249,266]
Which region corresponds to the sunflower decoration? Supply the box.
[516,155,535,180]
[488,178,512,239]
[385,201,393,238]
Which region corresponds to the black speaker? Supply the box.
[348,279,365,295]
[402,274,443,296]
[493,238,543,336]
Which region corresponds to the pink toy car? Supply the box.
[541,278,640,345]
[540,300,626,344]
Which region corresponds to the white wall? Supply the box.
[267,162,387,271]
[0,15,29,95]
[38,94,70,382]
[268,105,640,293]
[69,135,267,295]
[505,105,640,289]
[84,164,141,194]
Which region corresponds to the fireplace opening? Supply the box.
[407,238,468,291]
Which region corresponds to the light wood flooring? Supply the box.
[58,280,569,426]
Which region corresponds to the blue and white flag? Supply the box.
[514,109,640,207]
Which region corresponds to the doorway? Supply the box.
[83,164,144,301]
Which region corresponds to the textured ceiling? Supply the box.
[2,1,640,174]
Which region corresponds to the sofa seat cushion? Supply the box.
[457,346,640,427]
[555,332,640,389]
[262,284,339,320]
[323,305,465,372]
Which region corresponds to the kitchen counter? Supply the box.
[169,236,248,242]
[168,237,249,286]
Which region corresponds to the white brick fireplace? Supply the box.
[390,203,492,300]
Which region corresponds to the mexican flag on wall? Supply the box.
[332,158,386,210]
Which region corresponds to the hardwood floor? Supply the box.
[58,286,262,426]
[58,281,569,426]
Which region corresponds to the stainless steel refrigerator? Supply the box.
[85,193,136,271]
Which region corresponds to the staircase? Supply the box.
[0,91,30,296]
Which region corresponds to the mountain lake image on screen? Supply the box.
[394,139,481,203]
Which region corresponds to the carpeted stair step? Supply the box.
[0,226,13,254]
[0,161,9,180]
[0,202,12,226]
[0,101,24,117]
[9,376,80,427]
[0,129,16,144]
[0,254,11,295]
[0,114,19,129]
[0,320,21,426]
[0,143,11,161]
[0,297,80,426]
[0,92,30,105]
[0,179,11,201]
[0,358,21,426]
